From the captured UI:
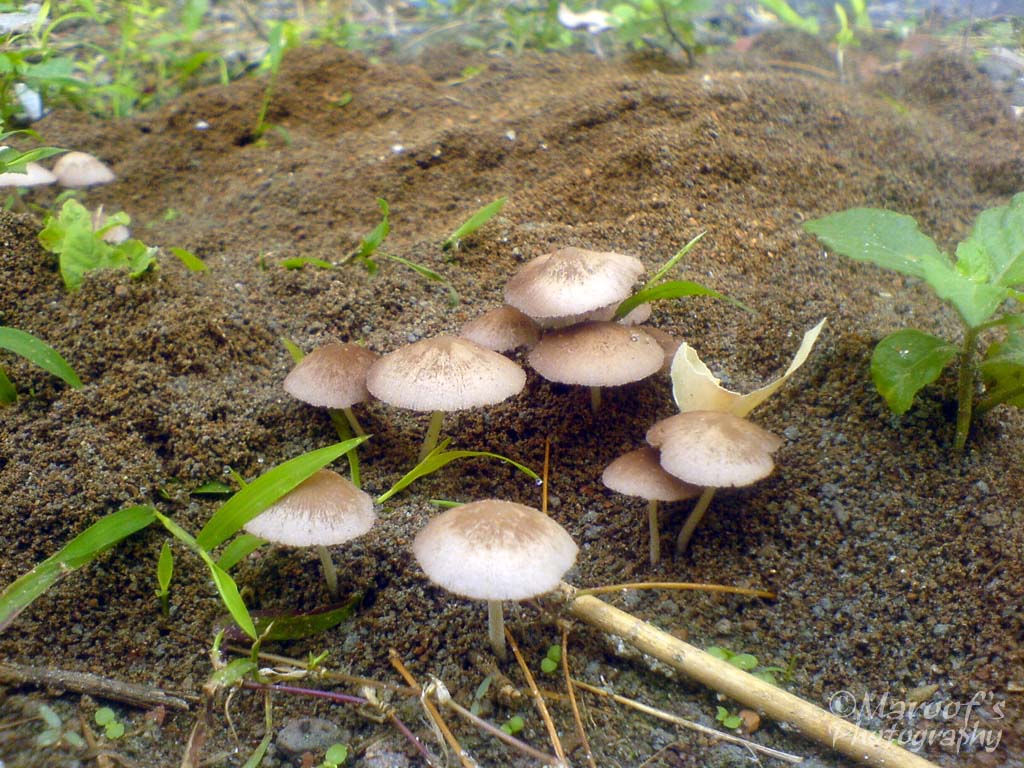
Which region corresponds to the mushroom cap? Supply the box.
[52,151,115,189]
[641,326,683,373]
[528,322,663,387]
[284,343,379,409]
[503,247,644,321]
[646,411,783,488]
[412,499,578,601]
[602,446,703,502]
[366,335,525,412]
[460,305,539,352]
[0,161,57,187]
[243,469,376,546]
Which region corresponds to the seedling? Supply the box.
[168,246,208,272]
[321,743,350,767]
[442,195,506,254]
[0,325,82,404]
[34,703,85,749]
[805,194,1024,451]
[757,0,820,35]
[38,199,157,291]
[715,705,743,730]
[500,715,525,735]
[539,643,562,674]
[706,646,785,685]
[253,20,299,140]
[155,541,173,616]
[93,707,125,740]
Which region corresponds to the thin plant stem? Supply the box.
[316,545,338,598]
[675,486,716,555]
[487,600,506,660]
[542,437,551,514]
[328,409,361,489]
[647,499,661,566]
[420,410,445,462]
[342,406,366,436]
[561,625,596,768]
[954,326,980,452]
[575,582,775,599]
[589,385,601,413]
[505,629,566,767]
[388,649,464,768]
[225,647,414,695]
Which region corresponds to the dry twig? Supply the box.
[506,629,566,766]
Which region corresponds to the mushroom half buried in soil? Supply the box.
[503,246,644,325]
[366,335,526,461]
[528,321,663,412]
[412,499,578,659]
[243,469,376,598]
[646,410,782,555]
[601,446,702,566]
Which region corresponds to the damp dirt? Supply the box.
[1,39,1023,768]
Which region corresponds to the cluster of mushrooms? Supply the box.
[243,245,789,656]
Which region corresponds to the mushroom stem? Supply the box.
[646,499,661,566]
[342,406,366,436]
[487,600,507,660]
[419,410,445,462]
[317,545,339,598]
[328,409,361,489]
[675,487,717,556]
[589,386,602,413]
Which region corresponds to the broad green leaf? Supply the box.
[0,326,82,390]
[0,505,157,633]
[217,533,266,571]
[442,196,507,251]
[169,246,208,272]
[955,191,1024,288]
[729,653,758,671]
[197,439,367,550]
[375,439,538,504]
[870,329,958,415]
[614,279,742,320]
[980,327,1024,408]
[207,657,257,689]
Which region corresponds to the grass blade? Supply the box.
[0,366,15,404]
[197,439,368,550]
[0,326,83,390]
[217,533,267,571]
[169,246,209,272]
[0,505,157,633]
[642,232,706,290]
[614,280,747,320]
[443,196,507,251]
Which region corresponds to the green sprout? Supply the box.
[94,707,125,740]
[0,325,82,404]
[321,743,350,767]
[757,0,820,35]
[442,196,506,254]
[805,193,1024,452]
[832,3,859,82]
[34,703,85,750]
[540,643,562,674]
[715,705,743,730]
[252,20,300,140]
[155,541,173,616]
[500,715,525,735]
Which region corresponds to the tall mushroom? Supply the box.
[601,446,702,566]
[646,410,782,555]
[243,469,376,598]
[366,336,525,461]
[412,499,578,659]
[284,342,378,436]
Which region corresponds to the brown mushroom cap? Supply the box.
[460,305,539,352]
[52,151,115,189]
[284,343,379,410]
[646,411,783,487]
[243,469,376,546]
[366,335,525,412]
[641,326,683,373]
[412,499,578,601]
[528,322,663,386]
[504,247,644,321]
[602,447,702,502]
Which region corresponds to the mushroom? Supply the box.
[52,151,115,189]
[601,446,702,566]
[366,335,526,461]
[244,469,376,598]
[503,246,644,325]
[0,156,57,212]
[284,342,379,437]
[646,410,782,554]
[412,499,578,658]
[459,305,539,352]
[528,321,663,411]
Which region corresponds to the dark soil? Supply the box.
[1,39,1023,768]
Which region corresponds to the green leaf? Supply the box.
[191,480,233,496]
[955,191,1024,288]
[540,658,557,674]
[980,327,1024,408]
[384,254,458,304]
[197,439,368,550]
[216,533,266,571]
[0,506,157,633]
[728,653,758,671]
[207,657,257,689]
[375,439,538,504]
[250,597,359,640]
[169,246,208,272]
[280,337,304,364]
[94,707,116,726]
[0,326,83,391]
[757,0,820,34]
[870,329,958,415]
[614,279,744,320]
[0,365,15,403]
[156,541,173,594]
[354,198,389,268]
[642,232,706,289]
[282,257,334,270]
[442,196,507,251]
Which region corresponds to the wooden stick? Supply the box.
[558,583,940,768]
[0,662,192,711]
[505,629,566,767]
[572,678,803,763]
[388,649,469,768]
[576,581,775,599]
[561,625,597,768]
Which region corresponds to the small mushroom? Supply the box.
[412,499,578,658]
[52,151,115,189]
[459,305,539,352]
[0,156,56,212]
[646,410,782,554]
[244,469,376,598]
[504,246,644,324]
[601,446,702,566]
[284,342,379,436]
[366,336,525,461]
[528,321,663,412]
